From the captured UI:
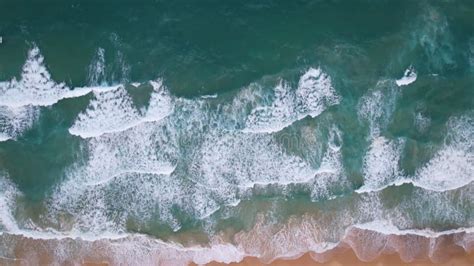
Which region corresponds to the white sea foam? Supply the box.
[233,193,474,264]
[201,94,218,99]
[193,131,316,190]
[0,47,132,112]
[1,217,472,266]
[1,42,472,265]
[0,47,81,107]
[353,220,474,238]
[0,175,20,233]
[243,81,296,133]
[345,221,474,262]
[51,120,180,232]
[56,89,346,232]
[357,81,406,192]
[412,114,473,191]
[53,65,348,230]
[49,171,182,233]
[244,68,340,133]
[0,231,245,266]
[0,47,469,263]
[296,67,340,118]
[2,172,472,264]
[188,130,317,218]
[63,84,121,98]
[309,125,348,199]
[87,47,106,86]
[143,80,174,122]
[83,122,177,185]
[0,105,39,142]
[413,149,473,191]
[355,78,457,193]
[356,113,473,194]
[68,86,143,138]
[396,65,417,86]
[69,80,173,138]
[1,214,471,266]
[357,137,405,193]
[234,214,340,263]
[0,133,10,142]
[357,81,399,138]
[56,99,204,232]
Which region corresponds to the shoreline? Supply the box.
[0,225,472,265]
[207,250,474,266]
[2,245,472,265]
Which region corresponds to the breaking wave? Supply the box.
[243,67,340,133]
[357,113,474,193]
[0,47,90,108]
[0,29,472,264]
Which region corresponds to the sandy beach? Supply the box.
[0,228,472,266]
[2,248,472,265]
[207,250,474,266]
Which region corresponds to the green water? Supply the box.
[0,0,473,251]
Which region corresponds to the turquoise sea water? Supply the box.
[0,0,473,264]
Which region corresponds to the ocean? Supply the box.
[0,0,473,265]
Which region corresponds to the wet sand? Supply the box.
[0,224,472,265]
[2,249,472,266]
[207,250,474,266]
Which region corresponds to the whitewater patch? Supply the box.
[309,125,348,199]
[412,114,474,191]
[0,231,245,265]
[396,65,417,87]
[0,175,20,233]
[69,80,173,138]
[201,93,218,99]
[80,122,177,186]
[243,67,340,133]
[233,191,474,264]
[2,170,472,265]
[0,105,39,142]
[357,113,473,193]
[0,221,472,265]
[191,123,348,204]
[354,79,472,193]
[51,90,347,233]
[356,137,405,193]
[353,220,474,238]
[193,131,316,190]
[357,80,399,138]
[50,120,181,232]
[68,86,142,138]
[87,47,106,86]
[0,47,123,141]
[5,182,472,255]
[143,80,174,122]
[0,47,92,108]
[344,222,473,262]
[356,80,406,193]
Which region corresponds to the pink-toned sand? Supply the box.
[2,248,471,266]
[0,214,472,265]
[207,251,474,266]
